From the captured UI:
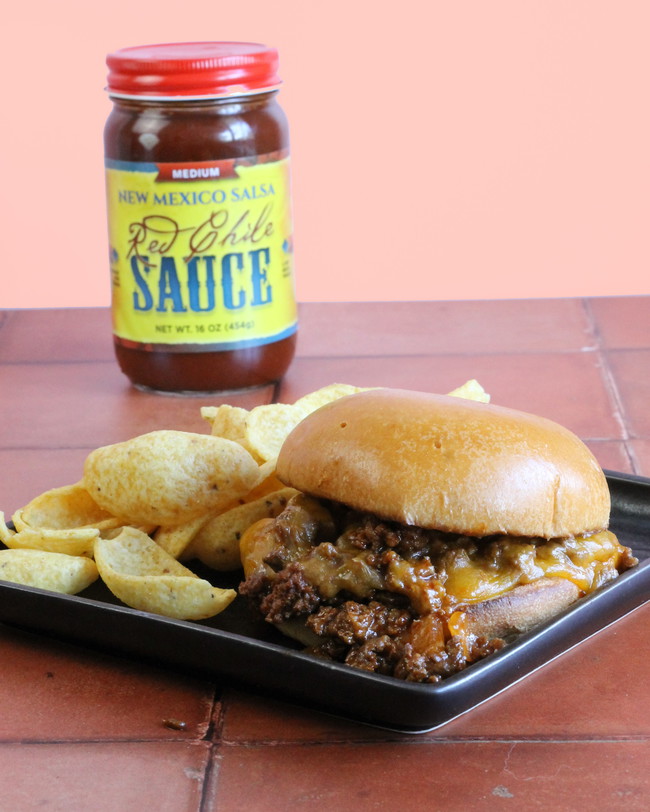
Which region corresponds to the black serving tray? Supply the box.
[0,470,648,734]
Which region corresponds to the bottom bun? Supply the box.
[449,577,580,641]
[277,577,580,652]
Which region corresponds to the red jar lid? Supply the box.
[106,41,281,99]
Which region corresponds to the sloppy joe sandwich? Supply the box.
[239,388,637,682]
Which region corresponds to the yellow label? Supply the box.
[105,154,297,350]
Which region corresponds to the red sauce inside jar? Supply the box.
[104,43,297,393]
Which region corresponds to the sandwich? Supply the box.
[239,388,637,682]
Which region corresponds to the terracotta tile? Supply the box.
[0,362,274,450]
[588,296,650,349]
[0,624,215,742]
[607,350,650,438]
[279,350,622,440]
[209,740,650,811]
[0,308,114,363]
[219,689,386,744]
[0,741,209,810]
[0,448,91,517]
[629,440,650,478]
[585,440,634,474]
[439,602,650,740]
[297,299,595,357]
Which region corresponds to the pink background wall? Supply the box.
[1,1,648,308]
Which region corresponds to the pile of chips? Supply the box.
[0,381,489,621]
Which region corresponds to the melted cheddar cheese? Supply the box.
[241,501,633,617]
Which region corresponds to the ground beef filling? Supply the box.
[239,494,636,683]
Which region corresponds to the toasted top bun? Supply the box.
[276,388,610,539]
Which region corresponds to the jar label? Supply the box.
[105,153,297,351]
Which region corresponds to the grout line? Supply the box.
[582,299,638,473]
[198,740,219,812]
[0,348,607,370]
[293,347,603,361]
[196,686,230,810]
[0,358,116,368]
[212,734,650,748]
[579,296,601,350]
[209,690,227,741]
[0,733,648,748]
[0,737,212,746]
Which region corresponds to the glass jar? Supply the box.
[104,42,297,393]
